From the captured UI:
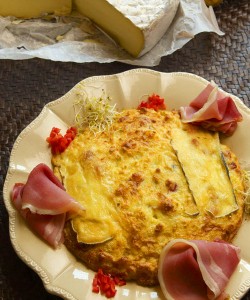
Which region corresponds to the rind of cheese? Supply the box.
[70,151,121,244]
[171,126,238,217]
[73,0,180,57]
[0,0,72,18]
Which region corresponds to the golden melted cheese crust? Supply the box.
[52,108,245,286]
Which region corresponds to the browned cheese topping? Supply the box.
[52,108,245,286]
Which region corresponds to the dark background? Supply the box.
[0,1,249,299]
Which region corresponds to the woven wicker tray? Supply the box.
[0,0,249,299]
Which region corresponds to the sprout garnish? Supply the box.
[74,85,118,134]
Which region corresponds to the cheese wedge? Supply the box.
[0,0,72,18]
[73,0,180,57]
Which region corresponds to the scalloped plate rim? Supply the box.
[3,68,250,300]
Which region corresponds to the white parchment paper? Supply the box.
[0,0,223,66]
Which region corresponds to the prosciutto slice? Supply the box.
[11,163,84,248]
[180,82,242,136]
[158,239,240,300]
[13,163,83,215]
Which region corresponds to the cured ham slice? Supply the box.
[14,163,83,215]
[158,239,240,300]
[180,82,242,136]
[11,164,84,248]
[12,183,66,247]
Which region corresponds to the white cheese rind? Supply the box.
[0,0,72,18]
[108,0,180,56]
[73,0,180,57]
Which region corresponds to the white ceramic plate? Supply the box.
[3,69,250,300]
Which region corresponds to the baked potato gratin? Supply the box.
[52,107,245,286]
